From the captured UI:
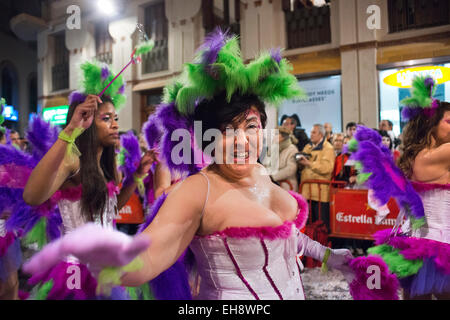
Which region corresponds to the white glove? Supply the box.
[297,232,355,282]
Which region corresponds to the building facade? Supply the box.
[15,0,450,134]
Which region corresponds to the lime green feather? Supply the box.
[410,217,426,230]
[348,138,359,152]
[163,81,184,103]
[134,40,154,56]
[35,280,54,300]
[357,172,372,184]
[23,217,48,249]
[79,60,126,110]
[368,244,423,278]
[400,76,434,108]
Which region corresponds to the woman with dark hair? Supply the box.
[24,30,354,300]
[22,61,154,299]
[379,130,401,163]
[348,77,449,300]
[280,114,310,152]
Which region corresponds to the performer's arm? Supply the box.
[297,232,353,272]
[117,150,155,210]
[423,142,450,168]
[153,162,172,199]
[23,95,101,206]
[120,174,206,286]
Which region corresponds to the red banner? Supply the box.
[329,188,400,240]
[115,192,145,224]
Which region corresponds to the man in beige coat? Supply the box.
[297,124,336,231]
[270,126,299,191]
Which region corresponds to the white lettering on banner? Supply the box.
[336,212,396,226]
[119,205,132,215]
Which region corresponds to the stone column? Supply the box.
[166,0,202,72]
[338,0,360,127]
[109,16,138,131]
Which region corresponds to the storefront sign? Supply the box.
[279,75,342,133]
[383,66,450,88]
[42,105,69,125]
[2,105,18,122]
[330,188,399,240]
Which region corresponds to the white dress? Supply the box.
[188,172,310,300]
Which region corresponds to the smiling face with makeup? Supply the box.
[194,93,267,180]
[95,102,120,148]
[217,107,263,177]
[434,110,450,145]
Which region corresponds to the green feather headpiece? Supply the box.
[163,29,306,116]
[400,76,439,121]
[73,60,127,110]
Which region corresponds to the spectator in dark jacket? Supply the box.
[280,114,310,152]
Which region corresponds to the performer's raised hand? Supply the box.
[136,149,157,177]
[65,94,103,132]
[22,223,151,277]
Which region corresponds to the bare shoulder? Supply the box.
[417,143,450,165]
[168,172,210,207]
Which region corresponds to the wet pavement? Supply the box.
[301,267,353,300]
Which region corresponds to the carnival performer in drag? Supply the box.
[21,60,155,300]
[345,76,449,300]
[23,29,355,300]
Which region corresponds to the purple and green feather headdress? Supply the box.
[144,28,306,176]
[400,76,439,121]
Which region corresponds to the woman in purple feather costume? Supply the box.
[391,99,450,299]
[21,93,154,299]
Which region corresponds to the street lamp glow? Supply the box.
[97,0,117,16]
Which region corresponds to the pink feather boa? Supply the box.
[28,260,97,300]
[411,181,450,192]
[373,229,450,275]
[195,190,308,240]
[349,255,400,300]
[52,181,119,202]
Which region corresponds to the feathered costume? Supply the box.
[1,107,63,282]
[136,28,308,299]
[24,28,368,300]
[346,76,449,299]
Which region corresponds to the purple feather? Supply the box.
[349,255,400,300]
[349,126,425,221]
[401,107,422,122]
[373,229,450,275]
[0,144,37,168]
[28,261,98,300]
[424,77,434,90]
[118,83,125,94]
[26,114,59,160]
[270,47,282,64]
[198,27,231,65]
[156,103,199,176]
[101,66,110,81]
[142,112,162,149]
[68,91,87,105]
[137,193,192,300]
[119,131,142,187]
